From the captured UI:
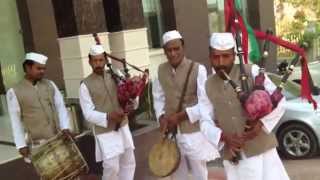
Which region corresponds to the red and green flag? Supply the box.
[224,0,317,109]
[224,0,261,64]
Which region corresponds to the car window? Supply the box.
[268,73,301,100]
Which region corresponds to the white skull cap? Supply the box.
[162,30,183,46]
[89,44,105,56]
[25,52,48,65]
[210,32,235,50]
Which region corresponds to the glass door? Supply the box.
[0,0,25,148]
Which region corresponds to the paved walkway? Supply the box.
[1,118,320,180]
[133,123,320,180]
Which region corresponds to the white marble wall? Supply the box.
[108,28,151,76]
[57,28,168,98]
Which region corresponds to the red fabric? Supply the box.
[224,0,317,109]
[254,73,265,89]
[117,73,148,112]
[254,30,317,109]
[244,90,273,121]
[224,0,249,64]
[271,88,284,107]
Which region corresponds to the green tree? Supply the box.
[275,0,320,48]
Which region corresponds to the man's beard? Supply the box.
[94,67,104,74]
[214,66,228,72]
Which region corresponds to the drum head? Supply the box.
[148,137,180,177]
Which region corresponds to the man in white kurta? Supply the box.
[79,44,135,180]
[199,33,290,180]
[7,52,70,159]
[152,30,221,180]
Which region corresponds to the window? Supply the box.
[142,0,164,48]
[0,0,25,161]
[207,0,225,33]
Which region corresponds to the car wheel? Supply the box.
[277,123,318,159]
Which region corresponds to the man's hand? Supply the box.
[222,133,245,155]
[19,146,30,158]
[243,121,263,141]
[61,129,74,140]
[166,111,188,130]
[108,110,126,124]
[124,98,139,113]
[166,113,180,130]
[159,115,168,134]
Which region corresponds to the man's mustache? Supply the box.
[215,66,227,71]
[94,67,104,71]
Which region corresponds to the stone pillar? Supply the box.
[160,0,211,68]
[52,0,109,98]
[18,0,65,88]
[247,0,277,72]
[103,0,150,75]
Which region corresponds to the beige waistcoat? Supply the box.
[158,58,200,133]
[13,79,59,142]
[83,71,128,134]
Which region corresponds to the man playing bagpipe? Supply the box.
[199,32,290,180]
[79,44,136,180]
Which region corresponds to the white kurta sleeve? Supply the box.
[79,83,108,128]
[6,88,27,149]
[152,78,165,121]
[251,65,286,133]
[199,84,223,148]
[185,65,208,123]
[49,81,70,130]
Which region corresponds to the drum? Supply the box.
[148,135,180,177]
[31,132,88,180]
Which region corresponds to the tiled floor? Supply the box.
[2,108,320,180]
[0,86,320,179]
[0,144,18,164]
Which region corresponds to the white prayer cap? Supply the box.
[89,44,105,56]
[162,30,183,46]
[25,52,48,65]
[210,32,235,50]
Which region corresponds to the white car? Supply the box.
[268,73,320,159]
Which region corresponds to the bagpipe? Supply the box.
[92,33,149,120]
[222,0,318,163]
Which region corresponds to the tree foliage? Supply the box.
[275,0,320,47]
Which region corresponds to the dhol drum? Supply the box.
[31,132,88,180]
[148,135,180,177]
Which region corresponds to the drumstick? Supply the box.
[74,130,92,140]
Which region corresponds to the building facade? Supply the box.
[0,0,277,175]
[0,0,277,93]
[0,0,277,134]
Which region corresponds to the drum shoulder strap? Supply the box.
[171,61,195,137]
[177,61,195,112]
